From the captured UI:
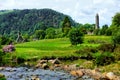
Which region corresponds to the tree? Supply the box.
[94,29,100,35]
[110,13,120,35]
[105,28,112,36]
[100,24,108,35]
[69,29,84,45]
[34,30,45,40]
[45,28,56,39]
[112,13,120,27]
[62,16,72,36]
[112,30,120,45]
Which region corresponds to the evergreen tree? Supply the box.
[62,16,72,36]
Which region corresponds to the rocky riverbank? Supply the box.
[0,59,120,80]
[35,59,120,80]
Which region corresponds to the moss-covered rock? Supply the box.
[0,73,6,80]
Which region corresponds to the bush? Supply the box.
[93,52,115,66]
[45,28,56,39]
[0,36,13,45]
[94,29,100,35]
[69,29,84,45]
[113,45,120,60]
[34,30,45,40]
[75,47,98,60]
[98,43,114,52]
[2,44,15,53]
[106,28,112,36]
[87,39,106,44]
[0,77,6,80]
[112,31,120,45]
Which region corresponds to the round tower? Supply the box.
[95,13,99,29]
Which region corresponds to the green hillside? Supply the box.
[0,9,76,37]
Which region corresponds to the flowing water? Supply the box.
[0,67,94,80]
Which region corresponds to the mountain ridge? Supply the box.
[0,8,76,37]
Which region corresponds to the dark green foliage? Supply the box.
[34,30,45,40]
[62,16,72,36]
[87,39,106,44]
[105,28,112,36]
[22,34,29,42]
[79,26,87,34]
[110,13,120,35]
[75,47,98,60]
[100,24,108,35]
[0,9,76,39]
[114,45,120,60]
[0,77,6,80]
[83,23,94,33]
[94,29,100,35]
[45,28,56,39]
[98,43,114,52]
[112,30,120,45]
[17,57,25,64]
[0,36,12,45]
[93,52,115,66]
[69,29,84,45]
[112,13,120,27]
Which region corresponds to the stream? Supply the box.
[0,67,94,80]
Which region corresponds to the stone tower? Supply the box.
[95,13,99,29]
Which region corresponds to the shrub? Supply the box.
[113,45,120,60]
[0,77,6,80]
[45,28,56,39]
[87,39,106,44]
[93,52,115,66]
[98,43,114,52]
[69,29,84,45]
[2,44,15,53]
[17,57,25,64]
[34,30,45,40]
[75,47,98,60]
[0,36,13,45]
[106,28,112,36]
[112,31,120,45]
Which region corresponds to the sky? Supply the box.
[0,0,120,26]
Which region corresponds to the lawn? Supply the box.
[10,35,111,59]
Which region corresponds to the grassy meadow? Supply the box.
[10,35,111,60]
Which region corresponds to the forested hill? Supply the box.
[0,9,76,36]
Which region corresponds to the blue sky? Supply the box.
[0,0,120,26]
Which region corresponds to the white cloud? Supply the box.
[0,0,120,26]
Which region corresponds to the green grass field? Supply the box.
[9,35,111,60]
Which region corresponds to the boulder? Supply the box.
[89,69,102,79]
[63,64,77,71]
[106,72,116,80]
[0,67,5,71]
[31,75,41,80]
[76,70,84,77]
[42,63,49,69]
[51,59,60,64]
[70,71,77,76]
[0,73,5,78]
[38,60,47,64]
[35,63,42,68]
[48,60,54,63]
[70,70,83,77]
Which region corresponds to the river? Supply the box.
[0,67,94,80]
